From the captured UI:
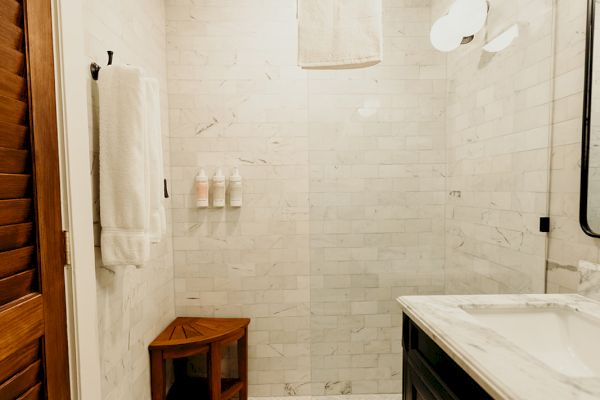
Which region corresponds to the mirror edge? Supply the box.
[581,0,600,238]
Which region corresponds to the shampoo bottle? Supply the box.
[195,169,209,208]
[212,168,226,208]
[229,167,242,207]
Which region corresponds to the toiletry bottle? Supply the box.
[229,167,242,207]
[212,168,226,208]
[195,169,209,208]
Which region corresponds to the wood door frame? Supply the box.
[23,0,70,397]
[50,0,103,398]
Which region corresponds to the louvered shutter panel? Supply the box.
[0,1,49,398]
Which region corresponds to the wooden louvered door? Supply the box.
[0,0,70,399]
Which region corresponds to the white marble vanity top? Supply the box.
[397,294,600,400]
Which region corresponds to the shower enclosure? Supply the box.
[166,0,555,396]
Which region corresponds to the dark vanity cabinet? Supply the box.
[402,314,493,400]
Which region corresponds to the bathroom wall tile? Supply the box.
[307,0,445,394]
[167,0,311,395]
[442,0,554,295]
[546,0,600,295]
[546,262,579,293]
[436,0,600,300]
[83,0,175,399]
[163,0,600,397]
[167,0,443,395]
[578,261,600,301]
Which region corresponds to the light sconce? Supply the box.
[483,24,519,53]
[430,0,489,52]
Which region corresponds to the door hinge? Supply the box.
[539,217,550,233]
[63,230,72,265]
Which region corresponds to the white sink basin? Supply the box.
[465,306,600,378]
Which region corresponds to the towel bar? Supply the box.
[90,50,113,81]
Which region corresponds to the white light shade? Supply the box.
[483,24,519,52]
[449,0,488,37]
[430,15,463,52]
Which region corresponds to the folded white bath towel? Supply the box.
[298,0,383,69]
[99,65,150,267]
[144,78,166,243]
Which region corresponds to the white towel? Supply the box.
[99,65,150,267]
[144,78,166,243]
[298,0,383,69]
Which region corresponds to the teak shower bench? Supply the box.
[149,317,250,400]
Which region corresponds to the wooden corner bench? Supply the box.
[149,317,250,400]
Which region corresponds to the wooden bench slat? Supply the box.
[150,317,250,349]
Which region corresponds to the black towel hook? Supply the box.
[90,50,114,81]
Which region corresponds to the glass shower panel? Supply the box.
[307,2,447,395]
[307,0,554,395]
[444,0,554,295]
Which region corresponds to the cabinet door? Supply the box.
[404,351,459,400]
[402,314,492,400]
[404,359,429,400]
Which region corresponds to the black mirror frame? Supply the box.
[581,0,600,237]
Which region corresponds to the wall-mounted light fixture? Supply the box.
[483,24,519,52]
[430,0,489,52]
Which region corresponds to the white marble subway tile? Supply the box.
[444,0,556,296]
[84,0,175,399]
[167,0,445,395]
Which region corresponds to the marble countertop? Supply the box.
[397,294,600,400]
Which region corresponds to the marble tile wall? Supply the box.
[307,1,446,395]
[78,0,600,398]
[547,0,600,282]
[577,261,600,301]
[166,0,444,396]
[442,0,554,295]
[546,261,578,293]
[83,0,175,398]
[451,0,600,301]
[166,0,310,396]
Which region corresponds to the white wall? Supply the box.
[82,0,175,398]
